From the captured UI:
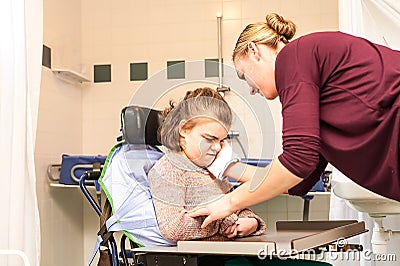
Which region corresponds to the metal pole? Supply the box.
[217,12,223,89]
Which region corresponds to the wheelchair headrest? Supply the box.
[120,105,163,146]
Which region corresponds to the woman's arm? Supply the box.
[188,158,302,228]
[224,161,271,184]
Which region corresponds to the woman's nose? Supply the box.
[249,87,258,95]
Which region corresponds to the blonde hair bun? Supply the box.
[265,13,296,42]
[232,12,297,60]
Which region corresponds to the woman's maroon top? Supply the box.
[275,31,400,201]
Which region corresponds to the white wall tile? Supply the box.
[264,195,288,213]
[265,212,289,232]
[309,193,331,212]
[287,195,305,212]
[222,0,242,20]
[287,211,303,221]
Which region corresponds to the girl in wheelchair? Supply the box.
[148,87,266,242]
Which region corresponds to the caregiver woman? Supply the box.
[189,13,400,227]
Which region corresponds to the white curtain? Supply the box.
[330,1,400,265]
[339,0,400,50]
[0,0,42,265]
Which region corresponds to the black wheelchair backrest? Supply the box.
[120,105,163,146]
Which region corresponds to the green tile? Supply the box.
[167,60,185,79]
[94,64,111,83]
[42,45,51,69]
[130,62,148,81]
[205,58,222,78]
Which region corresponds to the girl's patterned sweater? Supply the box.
[148,151,266,242]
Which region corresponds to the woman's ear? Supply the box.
[247,42,261,60]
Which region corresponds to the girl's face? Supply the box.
[180,118,229,167]
[234,43,279,100]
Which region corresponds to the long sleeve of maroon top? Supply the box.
[275,31,400,201]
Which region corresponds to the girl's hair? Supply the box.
[160,87,232,151]
[232,13,296,61]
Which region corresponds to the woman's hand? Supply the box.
[188,194,237,228]
[190,158,303,228]
[207,140,240,180]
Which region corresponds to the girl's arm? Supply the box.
[152,197,239,241]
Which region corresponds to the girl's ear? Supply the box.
[178,120,188,137]
[178,121,189,151]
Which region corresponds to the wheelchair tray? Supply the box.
[132,220,367,256]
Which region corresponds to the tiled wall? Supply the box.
[80,0,339,156]
[250,194,331,232]
[37,0,338,265]
[37,0,85,265]
[36,71,84,265]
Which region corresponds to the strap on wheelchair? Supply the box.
[98,224,113,246]
[87,224,114,266]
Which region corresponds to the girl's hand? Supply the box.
[235,218,258,237]
[223,223,239,238]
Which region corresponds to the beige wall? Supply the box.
[36,0,85,265]
[80,0,338,156]
[37,0,338,265]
